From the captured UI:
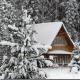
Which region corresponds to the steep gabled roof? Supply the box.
[34,22,75,47]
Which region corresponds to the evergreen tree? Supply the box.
[0,9,48,79]
[0,0,48,79]
[26,0,61,23]
[68,52,80,73]
[60,0,80,38]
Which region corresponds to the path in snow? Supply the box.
[41,67,80,79]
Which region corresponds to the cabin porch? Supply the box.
[43,50,72,66]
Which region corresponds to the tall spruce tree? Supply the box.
[0,0,48,79]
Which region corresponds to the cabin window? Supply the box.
[52,36,67,45]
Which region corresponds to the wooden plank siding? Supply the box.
[53,54,71,65]
[43,26,74,65]
[51,45,73,52]
[49,26,74,52]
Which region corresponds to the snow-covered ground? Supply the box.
[1,67,80,79]
[41,67,80,79]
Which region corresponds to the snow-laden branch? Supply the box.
[0,40,18,47]
[8,24,18,31]
[31,44,51,56]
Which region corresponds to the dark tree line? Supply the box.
[0,0,80,52]
[23,0,80,41]
[2,0,80,34]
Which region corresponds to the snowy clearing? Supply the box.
[41,67,80,79]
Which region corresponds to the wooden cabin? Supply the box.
[34,22,75,65]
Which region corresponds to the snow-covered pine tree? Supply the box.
[60,0,80,41]
[68,50,80,73]
[0,8,48,79]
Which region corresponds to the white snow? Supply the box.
[34,22,62,45]
[1,67,80,79]
[71,66,78,73]
[32,44,49,55]
[0,74,5,79]
[38,70,46,78]
[22,10,32,23]
[34,22,75,46]
[79,46,80,49]
[74,55,79,59]
[9,57,15,64]
[44,60,53,67]
[2,55,8,62]
[0,40,18,46]
[48,50,72,54]
[41,67,80,79]
[8,24,18,31]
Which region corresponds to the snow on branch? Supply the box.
[8,24,18,31]
[32,44,50,56]
[0,40,18,46]
[22,10,32,23]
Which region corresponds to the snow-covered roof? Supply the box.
[48,50,72,54]
[34,22,75,47]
